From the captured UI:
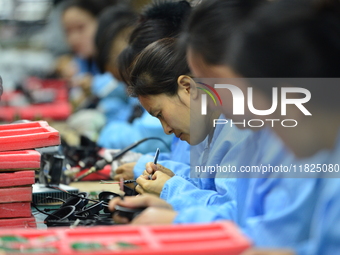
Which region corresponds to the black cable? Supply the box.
[74,137,170,182]
[47,185,109,207]
[31,202,61,219]
[45,196,65,203]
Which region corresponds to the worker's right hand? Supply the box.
[135,171,171,196]
[145,162,175,177]
[113,162,136,181]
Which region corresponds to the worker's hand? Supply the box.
[77,74,92,95]
[114,162,136,181]
[241,249,295,255]
[135,171,171,196]
[145,162,175,177]
[109,194,174,224]
[55,55,78,81]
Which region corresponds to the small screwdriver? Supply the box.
[99,180,137,184]
[149,148,160,180]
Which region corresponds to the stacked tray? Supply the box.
[0,121,61,228]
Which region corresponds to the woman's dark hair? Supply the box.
[62,0,123,17]
[227,0,340,78]
[179,0,264,66]
[118,0,191,84]
[94,5,138,73]
[129,38,190,97]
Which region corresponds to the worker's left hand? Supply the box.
[135,171,171,196]
[241,249,295,255]
[109,194,174,224]
[114,162,136,181]
[132,207,177,225]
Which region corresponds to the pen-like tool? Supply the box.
[148,148,160,180]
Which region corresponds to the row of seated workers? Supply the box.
[38,0,340,254]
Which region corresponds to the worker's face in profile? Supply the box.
[138,92,192,144]
[107,27,134,81]
[62,7,97,58]
[138,76,214,145]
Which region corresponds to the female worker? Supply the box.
[60,0,133,141]
[106,0,193,176]
[93,4,173,154]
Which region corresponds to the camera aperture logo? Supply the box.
[197,82,223,113]
[200,84,312,128]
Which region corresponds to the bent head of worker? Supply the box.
[129,38,221,145]
[62,0,120,59]
[179,0,266,123]
[117,0,191,84]
[94,5,137,78]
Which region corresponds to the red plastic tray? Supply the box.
[0,186,32,203]
[0,216,36,229]
[0,77,71,121]
[0,171,35,187]
[0,215,36,229]
[0,202,31,218]
[0,102,72,122]
[0,121,60,152]
[75,165,112,181]
[0,222,251,254]
[24,77,69,102]
[0,151,41,171]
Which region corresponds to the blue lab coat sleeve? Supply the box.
[294,179,340,255]
[91,72,128,100]
[294,139,340,255]
[97,97,131,122]
[161,176,236,211]
[92,73,132,122]
[173,201,237,223]
[73,57,132,122]
[97,111,173,154]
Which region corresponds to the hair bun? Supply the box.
[144,1,191,26]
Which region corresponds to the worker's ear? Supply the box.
[177,75,199,100]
